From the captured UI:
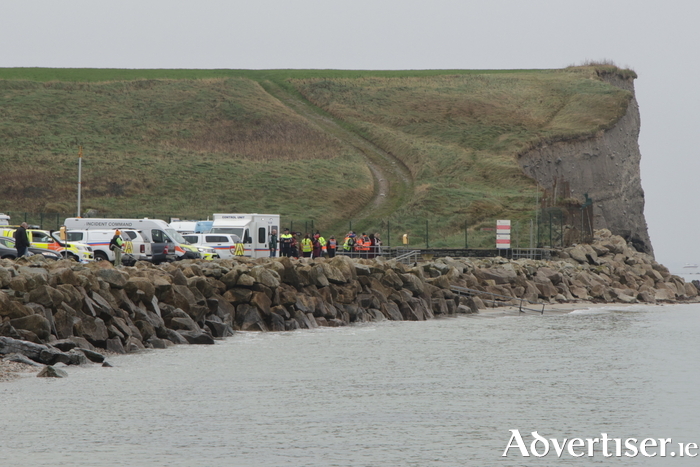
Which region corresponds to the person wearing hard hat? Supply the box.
[109,229,125,266]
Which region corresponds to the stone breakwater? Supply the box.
[1,229,697,377]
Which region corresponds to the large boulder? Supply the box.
[292,309,314,329]
[474,266,517,285]
[125,277,156,302]
[178,330,216,345]
[380,302,403,321]
[27,285,64,309]
[75,312,110,348]
[568,245,588,264]
[1,300,32,320]
[0,336,76,365]
[235,304,268,332]
[250,291,272,317]
[10,314,52,341]
[400,274,425,295]
[320,263,347,285]
[53,304,79,339]
[327,256,357,282]
[37,366,69,378]
[0,267,12,288]
[249,266,281,289]
[96,268,128,289]
[398,301,422,321]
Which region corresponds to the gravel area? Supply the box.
[0,359,40,382]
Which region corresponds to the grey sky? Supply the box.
[2,0,697,268]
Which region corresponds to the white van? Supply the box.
[63,229,160,263]
[169,220,214,235]
[182,233,238,259]
[209,213,279,258]
[63,217,201,262]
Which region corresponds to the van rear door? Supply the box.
[256,226,268,258]
[123,230,150,260]
[243,227,253,257]
[150,229,171,263]
[204,234,234,258]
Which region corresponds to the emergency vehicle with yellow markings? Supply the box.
[0,227,94,262]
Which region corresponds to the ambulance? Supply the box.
[62,217,212,262]
[0,227,94,262]
[209,213,279,258]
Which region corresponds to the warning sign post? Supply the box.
[496,220,511,249]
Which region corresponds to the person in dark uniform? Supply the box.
[13,222,30,257]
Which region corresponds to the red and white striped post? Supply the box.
[496,220,511,249]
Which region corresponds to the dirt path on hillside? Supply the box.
[261,81,413,221]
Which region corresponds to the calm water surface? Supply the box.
[2,302,699,466]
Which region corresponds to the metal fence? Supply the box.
[0,207,593,250]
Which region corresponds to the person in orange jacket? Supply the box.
[360,233,370,258]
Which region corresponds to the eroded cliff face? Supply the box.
[518,74,653,256]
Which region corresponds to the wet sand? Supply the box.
[0,359,37,382]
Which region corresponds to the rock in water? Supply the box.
[37,365,69,378]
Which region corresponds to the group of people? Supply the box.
[340,231,382,259]
[268,229,382,259]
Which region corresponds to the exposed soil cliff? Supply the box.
[518,73,653,256]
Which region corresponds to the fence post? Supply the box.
[560,213,563,247]
[464,220,468,248]
[290,221,293,232]
[40,213,44,229]
[387,221,390,248]
[311,220,314,234]
[425,220,429,249]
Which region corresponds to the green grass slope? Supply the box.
[0,66,633,247]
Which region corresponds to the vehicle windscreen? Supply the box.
[66,232,83,242]
[165,228,187,244]
[0,237,13,247]
[183,235,198,244]
[210,227,244,240]
[32,231,53,243]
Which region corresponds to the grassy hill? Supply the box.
[0,66,633,247]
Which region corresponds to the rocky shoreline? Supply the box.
[1,229,697,380]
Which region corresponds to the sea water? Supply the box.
[1,301,700,466]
